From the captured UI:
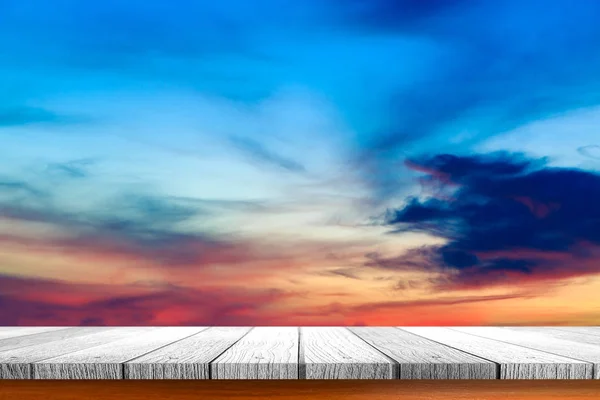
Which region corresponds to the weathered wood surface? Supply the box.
[0,327,67,341]
[0,327,599,380]
[211,327,298,379]
[498,327,600,346]
[452,327,600,379]
[34,327,205,379]
[552,327,600,336]
[402,327,593,379]
[125,327,252,379]
[350,327,496,379]
[301,327,396,379]
[0,327,150,379]
[0,328,78,352]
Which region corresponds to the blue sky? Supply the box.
[2,0,600,325]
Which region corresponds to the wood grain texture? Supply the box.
[2,327,600,381]
[0,327,67,340]
[402,327,592,379]
[453,327,600,379]
[211,327,298,379]
[125,327,252,379]
[0,328,76,352]
[551,327,600,337]
[500,327,600,346]
[301,327,395,379]
[33,327,204,379]
[1,328,123,379]
[0,328,152,379]
[350,327,496,379]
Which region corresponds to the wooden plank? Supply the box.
[350,327,496,379]
[300,327,395,379]
[125,327,252,379]
[552,327,600,337]
[211,327,298,379]
[456,327,600,375]
[0,327,68,341]
[33,327,205,379]
[499,327,600,346]
[402,327,592,379]
[3,326,599,381]
[0,327,98,353]
[0,327,151,379]
[453,327,600,379]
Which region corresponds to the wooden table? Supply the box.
[0,326,599,380]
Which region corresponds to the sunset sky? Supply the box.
[2,0,600,326]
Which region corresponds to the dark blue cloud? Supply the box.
[381,152,600,287]
[336,0,600,199]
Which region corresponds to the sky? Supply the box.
[1,0,600,326]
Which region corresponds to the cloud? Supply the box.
[0,162,260,268]
[229,136,306,173]
[321,267,361,280]
[0,179,47,200]
[0,159,362,275]
[381,152,600,289]
[335,0,600,199]
[0,272,540,326]
[578,145,600,160]
[2,270,592,326]
[275,290,539,325]
[0,194,251,269]
[44,159,96,179]
[350,292,536,313]
[0,274,300,326]
[365,247,440,272]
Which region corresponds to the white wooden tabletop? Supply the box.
[0,326,598,379]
